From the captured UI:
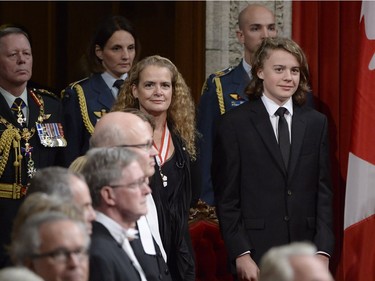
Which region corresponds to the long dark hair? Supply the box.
[86,15,140,74]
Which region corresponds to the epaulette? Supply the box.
[68,77,89,89]
[31,88,59,100]
[213,66,235,78]
[61,77,90,99]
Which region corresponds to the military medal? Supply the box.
[159,169,168,188]
[16,111,26,127]
[20,128,36,178]
[27,158,36,178]
[11,98,27,127]
[153,123,171,188]
[36,122,67,147]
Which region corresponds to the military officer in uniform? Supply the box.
[198,4,278,205]
[61,16,139,166]
[0,24,65,268]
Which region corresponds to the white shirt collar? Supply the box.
[242,59,252,79]
[101,71,128,90]
[261,94,293,117]
[95,211,147,281]
[95,211,138,243]
[0,86,28,108]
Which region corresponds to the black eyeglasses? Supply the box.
[116,140,153,151]
[30,247,89,263]
[109,176,148,190]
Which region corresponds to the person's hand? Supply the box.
[235,254,259,281]
[315,254,329,269]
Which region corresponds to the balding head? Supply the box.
[90,112,140,148]
[236,4,277,64]
[90,111,157,177]
[238,4,275,30]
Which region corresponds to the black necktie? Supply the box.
[113,79,124,90]
[11,97,26,127]
[275,107,290,169]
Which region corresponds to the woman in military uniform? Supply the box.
[61,15,139,166]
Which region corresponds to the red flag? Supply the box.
[337,1,375,280]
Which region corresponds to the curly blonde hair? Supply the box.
[112,55,197,159]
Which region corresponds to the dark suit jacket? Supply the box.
[61,73,115,166]
[198,62,316,206]
[0,88,64,268]
[89,221,141,281]
[130,235,172,281]
[212,98,334,266]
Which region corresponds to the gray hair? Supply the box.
[11,193,84,244]
[0,267,43,281]
[81,147,138,207]
[10,211,89,266]
[27,166,85,199]
[0,25,30,41]
[259,242,316,281]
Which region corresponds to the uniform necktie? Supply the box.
[11,97,26,127]
[275,107,290,169]
[113,79,124,90]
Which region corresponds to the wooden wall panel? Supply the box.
[0,1,205,104]
[0,2,57,89]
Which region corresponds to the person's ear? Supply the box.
[95,45,103,60]
[100,186,116,206]
[257,68,264,80]
[236,29,245,44]
[132,84,138,99]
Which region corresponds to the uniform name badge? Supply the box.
[36,122,67,147]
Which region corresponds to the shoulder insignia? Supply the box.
[213,66,235,78]
[229,93,245,101]
[30,88,59,100]
[93,110,108,118]
[200,80,208,95]
[68,77,89,89]
[61,77,89,99]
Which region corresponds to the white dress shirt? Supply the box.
[101,72,128,98]
[261,94,293,141]
[95,212,147,281]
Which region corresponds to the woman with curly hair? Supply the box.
[112,55,200,281]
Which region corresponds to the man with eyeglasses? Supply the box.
[82,147,166,281]
[89,111,171,280]
[10,211,89,281]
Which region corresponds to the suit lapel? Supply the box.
[288,105,307,182]
[250,99,286,175]
[91,74,115,109]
